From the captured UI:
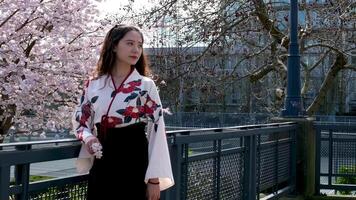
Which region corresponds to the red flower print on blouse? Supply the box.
[123,106,145,119]
[79,102,91,127]
[144,96,158,115]
[118,80,141,94]
[105,116,123,128]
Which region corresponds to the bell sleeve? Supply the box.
[72,80,95,142]
[144,80,174,191]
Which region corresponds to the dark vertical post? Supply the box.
[290,129,297,194]
[164,135,182,200]
[275,133,279,193]
[328,130,333,186]
[216,140,222,199]
[0,166,10,200]
[169,142,182,200]
[281,0,304,117]
[15,145,31,200]
[315,127,321,195]
[243,135,257,200]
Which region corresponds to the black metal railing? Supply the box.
[315,121,356,195]
[0,139,85,200]
[164,122,297,200]
[1,122,297,200]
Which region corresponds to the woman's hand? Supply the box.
[146,179,160,200]
[84,136,100,154]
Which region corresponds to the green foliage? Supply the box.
[30,175,54,182]
[29,183,87,200]
[336,165,356,195]
[9,175,87,200]
[10,175,53,185]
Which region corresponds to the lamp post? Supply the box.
[281,0,304,117]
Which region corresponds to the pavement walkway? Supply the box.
[10,158,78,179]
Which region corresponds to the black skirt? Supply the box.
[86,122,148,200]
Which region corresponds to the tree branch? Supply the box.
[301,61,312,97]
[0,9,20,28]
[309,49,331,71]
[249,63,274,82]
[306,53,348,115]
[15,8,39,32]
[344,64,356,71]
[25,40,37,57]
[304,43,346,55]
[252,0,288,49]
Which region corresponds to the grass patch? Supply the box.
[335,165,356,195]
[10,175,54,185]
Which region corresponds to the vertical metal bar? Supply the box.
[169,143,182,200]
[328,129,333,186]
[216,140,221,200]
[14,164,30,200]
[15,145,31,200]
[243,136,250,200]
[0,166,10,200]
[162,137,174,200]
[275,132,279,194]
[243,135,257,200]
[213,140,217,199]
[256,135,261,199]
[251,135,257,200]
[315,127,321,195]
[291,129,297,194]
[182,143,189,200]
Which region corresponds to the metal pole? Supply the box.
[243,135,257,200]
[281,0,304,117]
[0,166,10,200]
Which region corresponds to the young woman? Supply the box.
[72,24,174,200]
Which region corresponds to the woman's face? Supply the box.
[114,30,143,66]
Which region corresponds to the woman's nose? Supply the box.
[132,46,139,52]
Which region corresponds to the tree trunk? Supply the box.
[178,76,184,112]
[307,53,348,115]
[0,105,15,143]
[252,0,289,49]
[246,80,252,113]
[338,71,346,114]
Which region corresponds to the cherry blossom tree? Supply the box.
[0,0,105,142]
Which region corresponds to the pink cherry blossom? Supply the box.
[0,0,109,140]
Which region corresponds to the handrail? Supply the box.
[0,138,79,147]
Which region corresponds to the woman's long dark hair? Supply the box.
[94,24,151,78]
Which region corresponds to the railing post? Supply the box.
[0,166,11,200]
[291,129,297,194]
[213,140,222,199]
[182,144,189,200]
[328,130,333,187]
[168,142,182,200]
[315,126,321,195]
[275,132,279,193]
[14,145,31,200]
[243,135,257,200]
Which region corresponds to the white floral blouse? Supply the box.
[72,68,174,191]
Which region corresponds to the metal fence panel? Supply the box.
[315,121,356,195]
